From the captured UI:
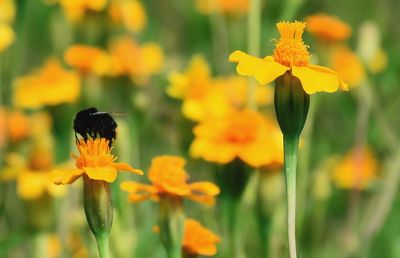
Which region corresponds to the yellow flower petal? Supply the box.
[18,171,47,200]
[120,181,158,202]
[229,50,289,85]
[82,167,117,182]
[292,65,348,94]
[190,182,220,196]
[188,182,220,205]
[190,138,237,164]
[114,162,143,175]
[52,168,84,185]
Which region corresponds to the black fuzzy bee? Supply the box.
[73,107,117,145]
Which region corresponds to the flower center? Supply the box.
[74,138,115,168]
[272,22,310,67]
[148,156,190,194]
[224,113,258,144]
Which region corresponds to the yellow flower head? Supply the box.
[190,109,283,167]
[306,14,351,42]
[0,0,16,24]
[1,131,66,200]
[273,22,310,67]
[109,37,164,85]
[168,56,272,121]
[109,0,147,33]
[64,45,111,75]
[183,219,220,256]
[215,76,273,108]
[0,23,14,53]
[13,59,81,109]
[52,138,143,184]
[120,155,220,205]
[229,21,348,94]
[57,0,107,21]
[167,56,212,100]
[332,147,378,190]
[331,46,365,87]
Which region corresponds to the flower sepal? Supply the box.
[274,71,310,137]
[83,176,113,237]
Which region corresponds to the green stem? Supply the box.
[224,198,241,258]
[247,0,261,110]
[283,135,299,258]
[95,234,111,258]
[159,197,185,258]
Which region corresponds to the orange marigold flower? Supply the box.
[331,46,365,87]
[120,155,220,205]
[64,45,111,75]
[196,0,249,15]
[52,138,143,185]
[109,0,147,33]
[1,139,66,200]
[306,14,351,42]
[229,21,348,94]
[108,37,164,85]
[183,219,220,256]
[215,75,273,108]
[0,108,30,144]
[332,147,378,190]
[190,109,283,167]
[167,56,272,121]
[13,59,81,109]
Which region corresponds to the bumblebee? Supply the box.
[73,107,117,145]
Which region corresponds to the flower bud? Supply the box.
[83,176,113,237]
[274,72,310,136]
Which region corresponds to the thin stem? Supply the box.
[283,135,299,258]
[247,0,261,110]
[95,234,111,258]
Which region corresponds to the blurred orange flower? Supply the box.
[332,147,378,190]
[109,0,147,33]
[168,56,272,121]
[190,109,283,167]
[13,59,81,109]
[306,14,351,42]
[108,37,164,85]
[0,108,29,144]
[120,155,220,205]
[1,123,67,200]
[64,45,111,75]
[183,219,220,256]
[167,56,212,100]
[215,75,273,108]
[196,0,249,15]
[52,138,143,185]
[230,21,348,94]
[56,0,107,21]
[331,46,365,87]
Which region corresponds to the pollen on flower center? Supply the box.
[74,138,115,169]
[273,21,310,67]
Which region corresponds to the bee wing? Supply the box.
[92,111,126,117]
